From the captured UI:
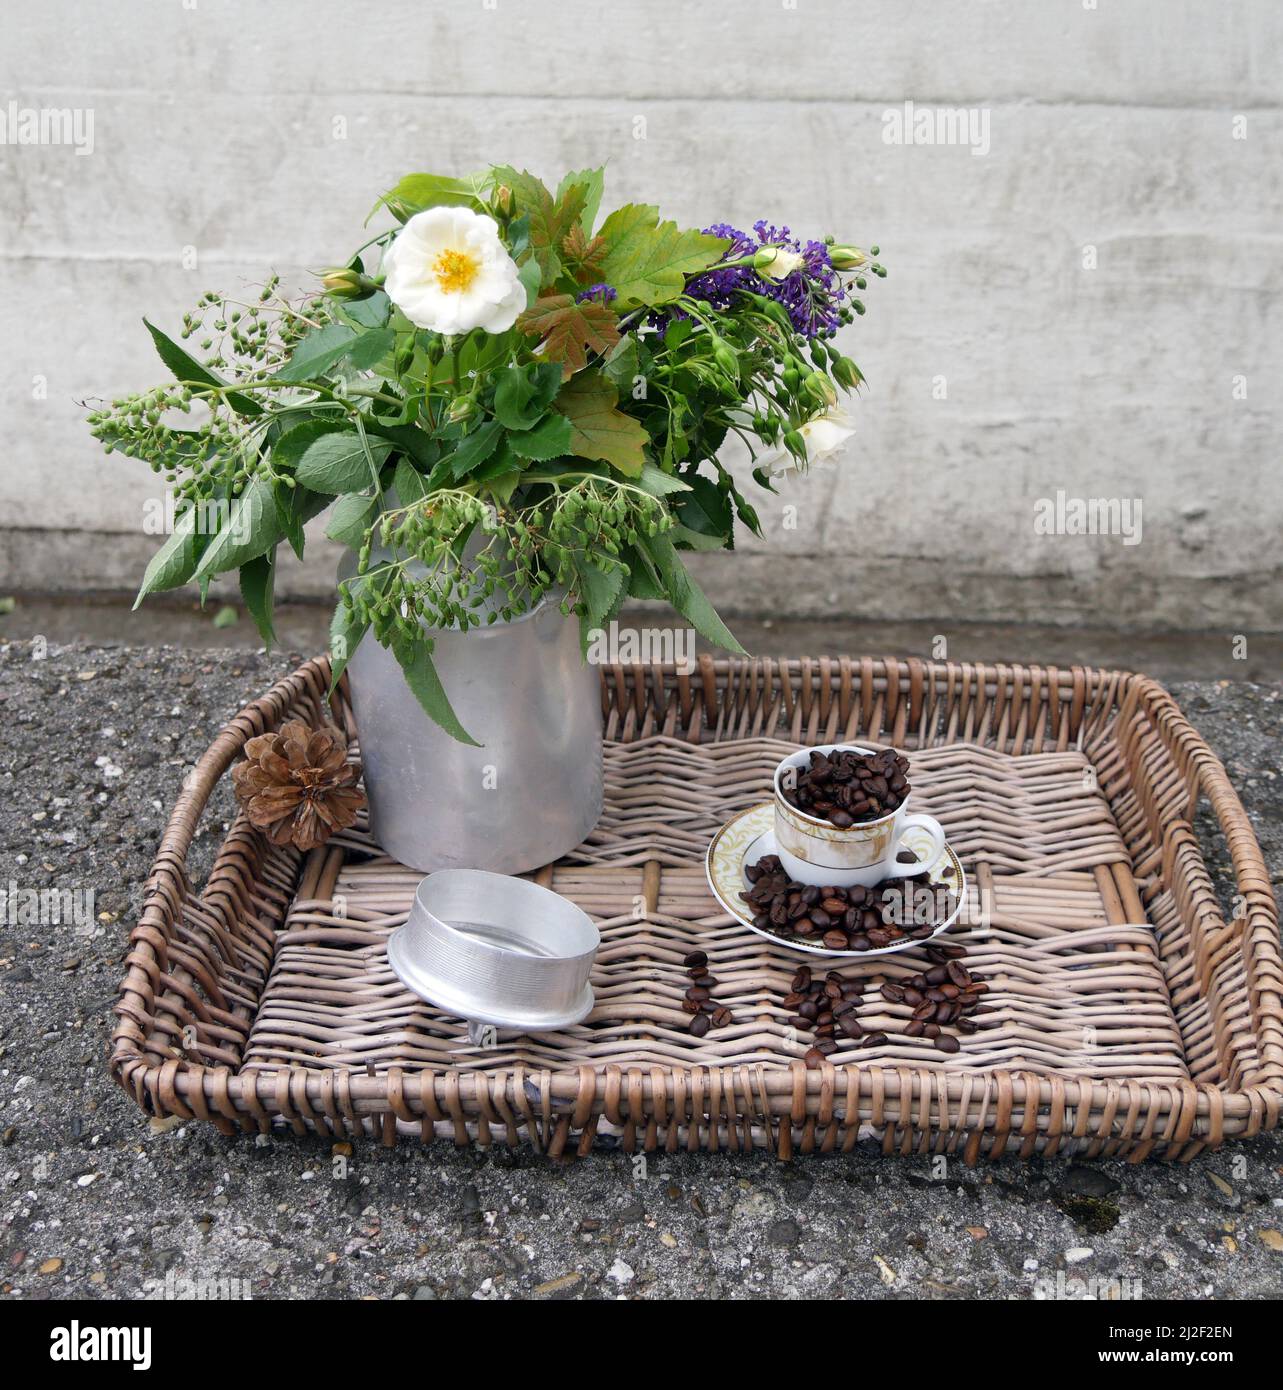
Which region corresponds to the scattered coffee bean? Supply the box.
[934,1033,960,1053]
[683,950,708,969]
[689,1012,711,1037]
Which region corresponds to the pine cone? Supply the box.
[232,720,365,852]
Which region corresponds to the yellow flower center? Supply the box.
[432,247,480,295]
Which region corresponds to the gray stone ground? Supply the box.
[1,641,1281,1301]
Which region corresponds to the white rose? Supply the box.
[755,247,806,281]
[382,206,526,335]
[761,405,856,477]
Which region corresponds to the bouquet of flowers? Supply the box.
[87,166,884,741]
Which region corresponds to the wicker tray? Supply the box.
[111,656,1283,1161]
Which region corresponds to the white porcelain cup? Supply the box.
[772,744,946,889]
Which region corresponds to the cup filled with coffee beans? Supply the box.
[773,744,946,889]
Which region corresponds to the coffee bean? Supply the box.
[934,1033,960,1053]
[861,1032,888,1048]
[689,1013,711,1037]
[804,1048,827,1069]
[946,959,970,987]
[681,997,701,1015]
[792,968,812,992]
[711,1006,733,1029]
[902,987,924,1006]
[783,991,804,1008]
[956,1018,978,1034]
[683,950,708,968]
[822,929,848,950]
[904,1020,926,1037]
[686,985,710,1003]
[816,1038,838,1055]
[924,965,949,986]
[838,1014,863,1038]
[821,896,848,916]
[881,983,905,1004]
[895,849,918,864]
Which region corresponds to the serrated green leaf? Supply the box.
[328,600,367,691]
[576,559,625,633]
[642,531,746,655]
[637,462,692,498]
[191,476,280,580]
[555,374,647,477]
[134,504,205,605]
[295,429,391,494]
[143,319,261,416]
[324,492,378,548]
[508,412,573,461]
[596,206,729,308]
[345,326,396,373]
[492,362,562,431]
[274,323,358,383]
[391,634,480,746]
[447,418,504,481]
[369,171,489,223]
[339,290,392,329]
[238,553,276,645]
[393,457,430,505]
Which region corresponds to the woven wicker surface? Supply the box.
[112,656,1283,1160]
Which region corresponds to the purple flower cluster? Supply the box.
[576,282,617,305]
[684,220,846,338]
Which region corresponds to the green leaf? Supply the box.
[274,324,358,383]
[345,326,396,373]
[670,523,727,552]
[642,532,746,655]
[556,167,606,236]
[193,476,280,580]
[677,472,733,541]
[238,553,276,645]
[486,470,521,507]
[516,293,620,379]
[296,429,392,494]
[447,418,504,481]
[339,290,392,329]
[517,256,541,309]
[637,462,692,498]
[391,634,480,746]
[212,604,239,629]
[507,412,573,460]
[367,421,439,471]
[143,319,261,416]
[596,206,729,308]
[328,598,368,691]
[492,362,562,431]
[556,374,648,477]
[369,171,489,223]
[134,504,204,606]
[620,542,664,599]
[576,559,625,633]
[393,457,430,506]
[273,481,330,561]
[324,492,378,548]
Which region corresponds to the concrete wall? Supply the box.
[2,0,1280,630]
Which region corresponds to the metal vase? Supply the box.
[340,560,603,875]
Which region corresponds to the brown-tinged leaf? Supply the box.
[555,374,648,477]
[494,166,586,283]
[516,294,621,379]
[562,224,608,283]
